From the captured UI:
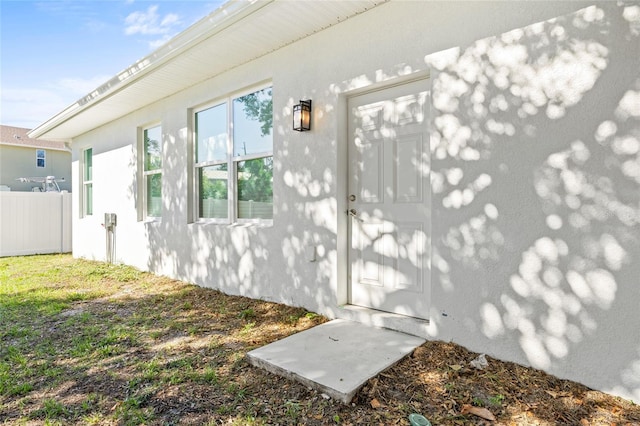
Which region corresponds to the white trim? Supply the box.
[140,123,163,220]
[81,147,93,218]
[339,73,432,315]
[36,149,46,168]
[193,82,273,225]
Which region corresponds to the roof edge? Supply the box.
[0,141,70,151]
[28,0,271,140]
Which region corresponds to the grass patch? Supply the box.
[1,254,638,426]
[0,254,326,425]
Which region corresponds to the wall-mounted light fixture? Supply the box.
[293,100,312,132]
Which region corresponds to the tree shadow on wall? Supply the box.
[426,3,640,400]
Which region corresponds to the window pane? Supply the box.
[144,126,162,171]
[196,104,227,163]
[37,158,45,168]
[199,164,228,219]
[237,157,273,219]
[85,183,93,216]
[146,173,162,217]
[233,87,272,156]
[84,148,92,181]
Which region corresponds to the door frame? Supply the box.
[336,72,431,314]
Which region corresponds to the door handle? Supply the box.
[348,209,363,222]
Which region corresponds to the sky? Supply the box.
[1,0,225,130]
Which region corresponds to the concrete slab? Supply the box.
[246,319,426,403]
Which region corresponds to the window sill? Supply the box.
[192,219,273,228]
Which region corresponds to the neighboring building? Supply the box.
[30,1,640,403]
[0,125,71,192]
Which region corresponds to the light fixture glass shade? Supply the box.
[293,100,311,131]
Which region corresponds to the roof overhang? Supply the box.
[29,0,386,142]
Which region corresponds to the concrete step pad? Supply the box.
[247,319,426,403]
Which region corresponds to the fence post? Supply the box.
[60,193,64,254]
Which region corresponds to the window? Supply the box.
[82,148,93,216]
[195,86,272,222]
[196,103,228,219]
[36,149,46,168]
[143,125,162,218]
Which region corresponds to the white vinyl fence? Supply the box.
[0,192,72,257]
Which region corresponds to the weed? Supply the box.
[97,344,123,358]
[6,346,28,366]
[82,413,105,425]
[149,330,163,339]
[42,366,64,380]
[70,335,95,357]
[9,382,33,396]
[284,400,301,419]
[4,325,33,339]
[216,299,228,314]
[472,396,485,406]
[216,404,233,415]
[67,291,91,302]
[200,366,219,384]
[241,321,256,335]
[239,308,256,320]
[114,403,155,425]
[226,382,248,400]
[167,371,185,385]
[142,359,160,380]
[228,415,263,425]
[489,393,505,406]
[80,393,100,412]
[40,398,69,419]
[287,313,302,324]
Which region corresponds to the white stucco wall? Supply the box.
[70,1,640,402]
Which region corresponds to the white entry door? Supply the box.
[348,79,430,320]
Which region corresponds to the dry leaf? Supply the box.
[449,364,463,371]
[461,404,496,421]
[580,419,589,426]
[545,390,558,398]
[370,398,382,409]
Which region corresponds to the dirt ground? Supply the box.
[1,257,639,425]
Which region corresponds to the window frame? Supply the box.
[194,100,231,224]
[36,149,46,168]
[193,84,273,225]
[141,124,163,220]
[81,147,93,217]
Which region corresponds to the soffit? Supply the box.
[31,0,386,141]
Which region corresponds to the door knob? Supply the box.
[349,194,356,201]
[348,208,363,222]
